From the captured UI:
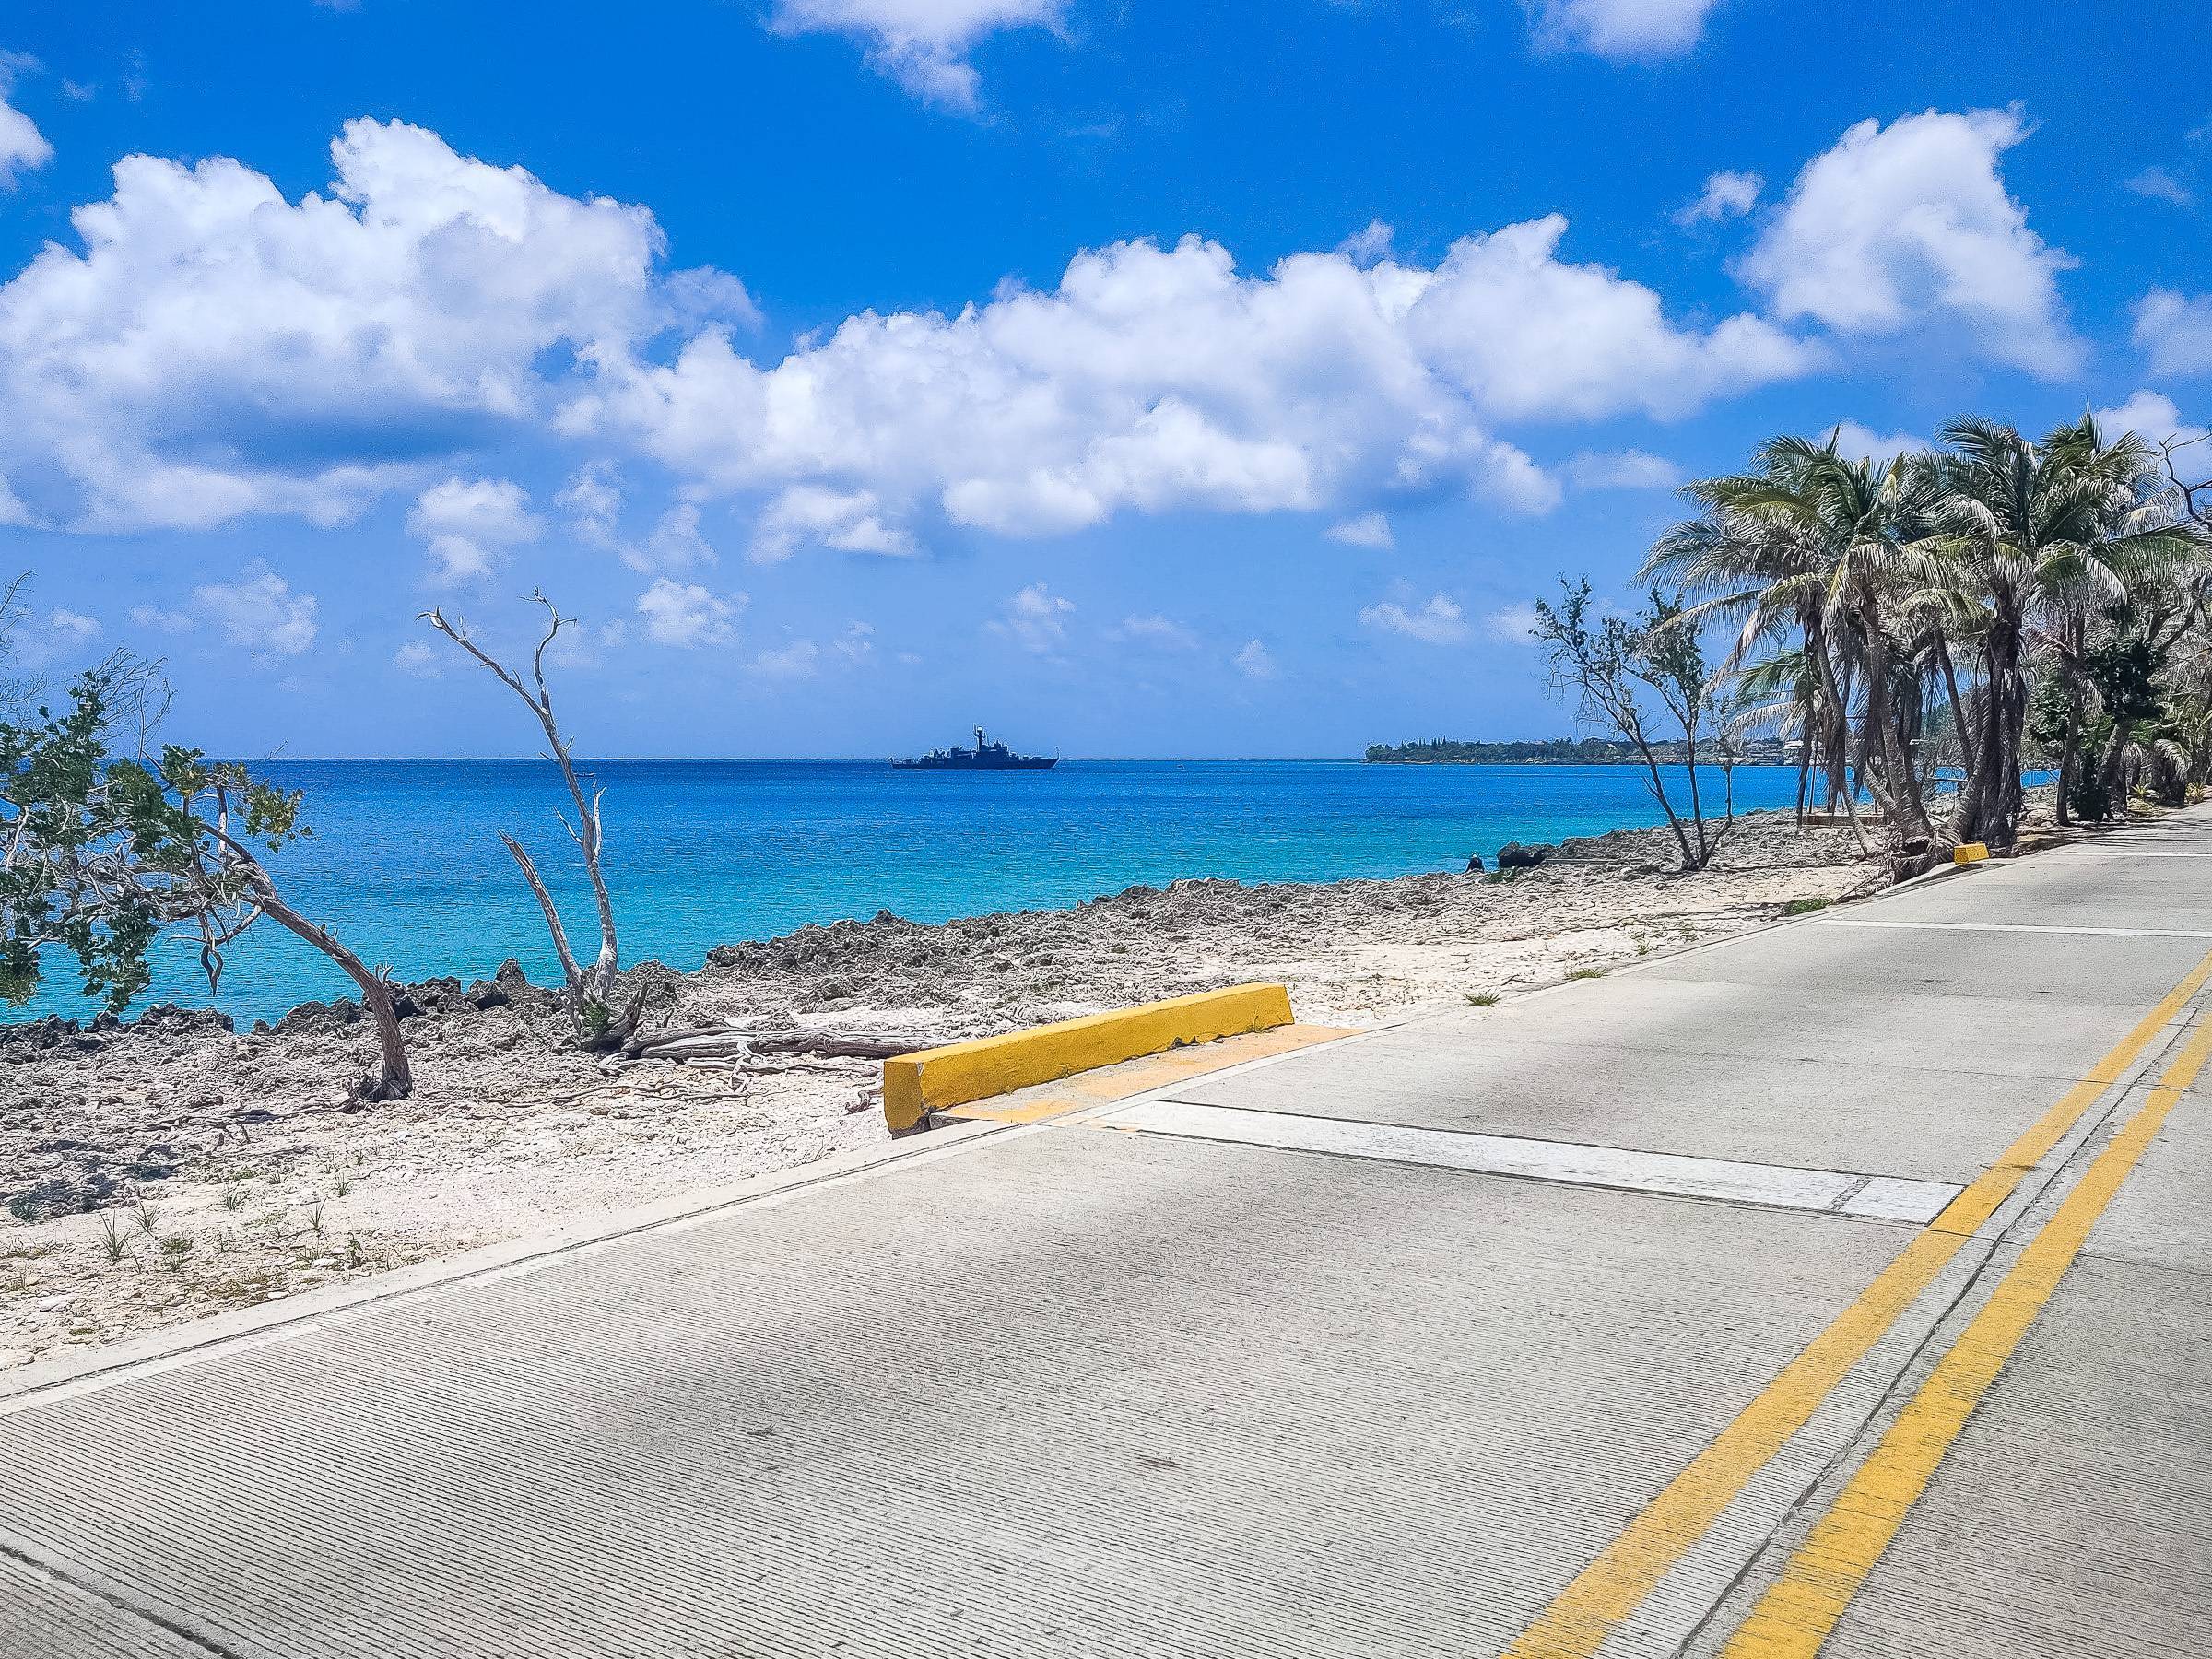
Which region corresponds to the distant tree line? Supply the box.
[1363,735,1783,764]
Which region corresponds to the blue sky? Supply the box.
[0,0,2206,758]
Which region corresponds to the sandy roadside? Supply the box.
[1,808,1880,1369]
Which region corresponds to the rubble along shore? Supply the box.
[1,808,1876,1369]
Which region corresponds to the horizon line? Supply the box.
[217,752,1795,765]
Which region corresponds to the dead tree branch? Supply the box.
[2164,435,2211,531]
[620,1024,930,1065]
[423,593,629,1043]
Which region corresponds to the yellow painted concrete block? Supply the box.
[882,982,1295,1133]
[1953,841,1990,865]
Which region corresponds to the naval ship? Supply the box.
[891,726,1059,771]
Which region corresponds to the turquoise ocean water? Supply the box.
[21,759,1818,1025]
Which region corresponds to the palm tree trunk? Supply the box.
[1958,613,2023,851]
[1859,608,1934,875]
[2098,720,2136,819]
[1936,633,1974,776]
[1813,640,1869,853]
[1861,632,1903,824]
[2054,618,2087,827]
[2057,692,2080,827]
[1987,667,2026,847]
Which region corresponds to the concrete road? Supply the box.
[5,812,2211,1658]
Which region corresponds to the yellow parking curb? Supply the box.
[882,983,1296,1132]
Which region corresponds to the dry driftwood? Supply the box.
[619,1025,928,1065]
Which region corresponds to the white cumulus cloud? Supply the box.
[1108,613,1200,649]
[2135,290,2212,379]
[0,57,53,187]
[2124,168,2193,208]
[407,476,542,584]
[835,621,877,665]
[1524,0,1724,59]
[394,641,442,678]
[572,218,1811,550]
[2093,391,2201,449]
[1563,449,1682,489]
[1360,592,1470,644]
[1824,420,1927,464]
[0,118,720,532]
[1232,639,1278,680]
[751,638,822,678]
[1336,219,1394,266]
[638,502,717,574]
[555,465,723,573]
[749,484,916,563]
[636,578,742,647]
[990,582,1075,653]
[1325,511,1394,548]
[766,0,1065,110]
[557,460,625,547]
[1674,170,1762,228]
[1484,603,1540,645]
[1741,108,2082,377]
[186,564,320,657]
[47,607,100,641]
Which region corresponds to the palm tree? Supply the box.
[1645,454,1861,844]
[1677,435,1946,864]
[1923,415,2202,845]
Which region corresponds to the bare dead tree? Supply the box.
[421,593,634,1047]
[2165,435,2211,531]
[204,821,415,1100]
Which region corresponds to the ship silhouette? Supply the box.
[891,726,1059,771]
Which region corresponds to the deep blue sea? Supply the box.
[21,760,1818,1025]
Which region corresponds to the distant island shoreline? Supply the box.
[1364,738,1793,765]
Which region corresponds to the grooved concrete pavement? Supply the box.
[5,808,2211,1657]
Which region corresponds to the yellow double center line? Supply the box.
[1502,948,2212,1659]
[1718,1001,2212,1655]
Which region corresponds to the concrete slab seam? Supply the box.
[0,1530,252,1659]
[1091,1100,1962,1225]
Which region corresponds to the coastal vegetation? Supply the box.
[0,645,416,1100]
[1532,581,1743,873]
[1550,418,2210,877]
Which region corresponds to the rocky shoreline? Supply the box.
[2,808,1879,1369]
